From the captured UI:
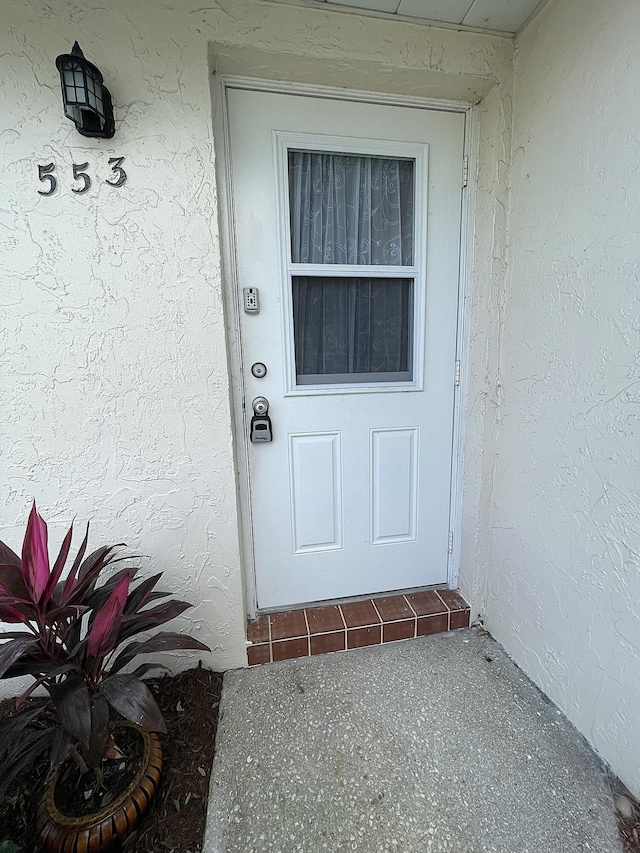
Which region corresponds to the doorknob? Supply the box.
[252,396,269,416]
[250,397,272,442]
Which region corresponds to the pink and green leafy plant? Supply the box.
[0,502,210,796]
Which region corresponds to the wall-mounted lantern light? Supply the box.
[55,42,115,138]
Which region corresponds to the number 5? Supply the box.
[37,163,57,196]
[72,162,91,194]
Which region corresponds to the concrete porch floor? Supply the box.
[203,629,622,853]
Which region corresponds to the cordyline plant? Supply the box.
[0,502,210,797]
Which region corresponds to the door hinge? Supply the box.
[454,359,461,387]
[448,531,454,555]
[462,155,469,189]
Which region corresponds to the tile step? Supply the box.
[246,588,470,666]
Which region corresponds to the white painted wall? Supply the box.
[456,77,513,615]
[0,0,512,684]
[0,3,248,678]
[485,0,640,797]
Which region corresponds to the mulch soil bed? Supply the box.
[1,665,638,852]
[0,667,222,853]
[621,814,640,853]
[611,778,640,853]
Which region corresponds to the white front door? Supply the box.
[227,87,465,610]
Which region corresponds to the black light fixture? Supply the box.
[55,42,115,138]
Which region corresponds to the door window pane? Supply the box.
[293,276,413,385]
[288,152,414,265]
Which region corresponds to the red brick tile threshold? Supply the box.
[246,589,470,666]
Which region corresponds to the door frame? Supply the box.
[211,74,478,618]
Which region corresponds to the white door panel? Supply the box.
[228,88,464,609]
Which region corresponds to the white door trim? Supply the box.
[211,74,477,618]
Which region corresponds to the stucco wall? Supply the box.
[0,2,248,677]
[0,0,512,684]
[456,78,513,615]
[486,0,640,796]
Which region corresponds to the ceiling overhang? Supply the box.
[262,0,550,37]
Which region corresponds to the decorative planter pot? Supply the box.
[37,724,163,853]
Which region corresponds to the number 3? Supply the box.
[37,163,57,196]
[106,156,127,187]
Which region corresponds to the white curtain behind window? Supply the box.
[293,276,412,380]
[288,152,414,266]
[288,151,415,382]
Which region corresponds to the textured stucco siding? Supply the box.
[0,0,512,682]
[456,78,513,616]
[485,0,640,797]
[0,4,248,676]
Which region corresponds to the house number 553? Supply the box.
[37,157,128,196]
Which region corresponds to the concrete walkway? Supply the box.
[204,629,622,853]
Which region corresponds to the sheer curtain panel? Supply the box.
[288,152,414,265]
[293,276,412,383]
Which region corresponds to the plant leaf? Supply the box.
[65,547,129,605]
[43,522,73,607]
[0,540,20,568]
[44,604,87,625]
[59,522,89,603]
[100,675,167,732]
[87,573,130,659]
[16,664,77,707]
[78,545,114,582]
[123,573,164,615]
[0,637,36,678]
[66,608,86,657]
[0,563,29,600]
[128,662,170,679]
[0,705,45,756]
[0,726,56,801]
[82,555,134,601]
[86,692,110,769]
[49,674,91,748]
[0,594,35,623]
[110,632,210,674]
[4,655,65,680]
[21,502,50,604]
[50,725,73,770]
[83,566,141,614]
[117,600,193,644]
[65,636,88,662]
